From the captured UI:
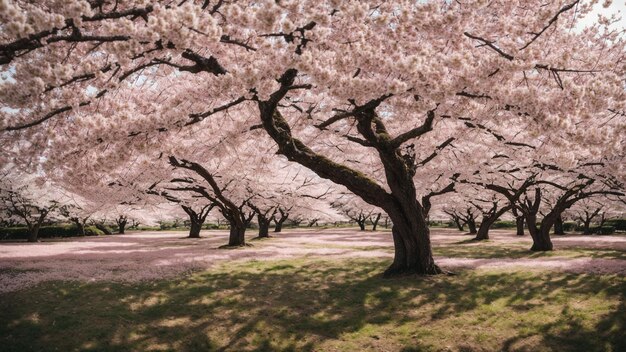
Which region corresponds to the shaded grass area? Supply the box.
[433,243,626,260]
[1,258,624,352]
[299,241,626,261]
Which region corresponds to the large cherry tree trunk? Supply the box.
[383,200,440,276]
[527,217,554,251]
[228,219,246,246]
[189,219,202,238]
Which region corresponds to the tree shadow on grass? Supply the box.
[0,259,624,351]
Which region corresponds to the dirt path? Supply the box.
[0,228,624,293]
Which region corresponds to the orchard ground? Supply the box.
[1,228,624,352]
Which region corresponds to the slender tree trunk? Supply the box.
[371,213,381,231]
[553,215,564,235]
[357,220,366,231]
[274,220,285,233]
[188,220,201,238]
[453,218,464,231]
[467,219,477,234]
[515,216,524,236]
[257,215,271,238]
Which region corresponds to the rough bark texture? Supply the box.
[228,222,246,246]
[189,220,201,238]
[528,214,554,251]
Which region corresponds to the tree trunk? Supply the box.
[582,220,592,235]
[371,213,382,231]
[515,216,524,236]
[73,219,85,236]
[27,224,40,242]
[467,219,477,234]
[227,221,246,246]
[188,220,201,238]
[453,218,464,231]
[118,221,126,234]
[527,215,553,251]
[95,223,112,235]
[553,215,564,235]
[357,220,366,231]
[474,205,511,241]
[384,208,441,276]
[258,87,441,276]
[257,215,271,238]
[274,220,284,233]
[474,217,494,240]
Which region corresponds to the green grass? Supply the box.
[433,243,626,260]
[0,258,624,352]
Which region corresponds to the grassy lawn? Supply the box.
[433,242,626,260]
[1,257,624,352]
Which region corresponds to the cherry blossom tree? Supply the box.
[0,172,60,242]
[1,0,624,275]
